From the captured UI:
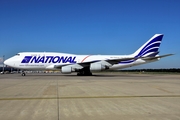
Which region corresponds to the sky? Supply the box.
[0,0,180,69]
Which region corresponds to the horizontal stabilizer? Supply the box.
[142,54,174,60]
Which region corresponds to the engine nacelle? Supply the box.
[90,63,106,71]
[61,66,72,74]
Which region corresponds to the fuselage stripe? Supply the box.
[81,55,91,63]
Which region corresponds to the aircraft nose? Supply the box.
[4,59,9,66]
[4,59,14,67]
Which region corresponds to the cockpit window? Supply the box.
[15,53,20,56]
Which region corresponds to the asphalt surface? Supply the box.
[0,72,180,120]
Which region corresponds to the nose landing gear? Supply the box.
[21,71,26,76]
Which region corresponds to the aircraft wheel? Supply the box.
[77,71,92,76]
[77,71,83,76]
[22,72,26,76]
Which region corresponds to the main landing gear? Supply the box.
[77,71,92,76]
[77,68,93,76]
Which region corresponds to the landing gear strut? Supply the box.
[77,67,93,76]
[77,71,92,76]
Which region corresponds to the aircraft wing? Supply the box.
[54,56,137,69]
[51,54,173,70]
[53,54,173,70]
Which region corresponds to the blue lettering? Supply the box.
[21,56,32,63]
[66,57,72,63]
[38,56,45,63]
[22,56,77,63]
[45,56,52,63]
[30,56,40,63]
[71,57,76,63]
[59,56,68,63]
[52,56,60,63]
[48,56,54,63]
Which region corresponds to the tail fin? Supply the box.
[132,34,163,58]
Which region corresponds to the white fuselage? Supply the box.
[4,52,157,71]
[4,34,168,75]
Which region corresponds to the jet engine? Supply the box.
[61,66,72,74]
[90,63,106,71]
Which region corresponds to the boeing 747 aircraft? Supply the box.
[4,34,172,76]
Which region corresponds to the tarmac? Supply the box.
[0,72,180,120]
